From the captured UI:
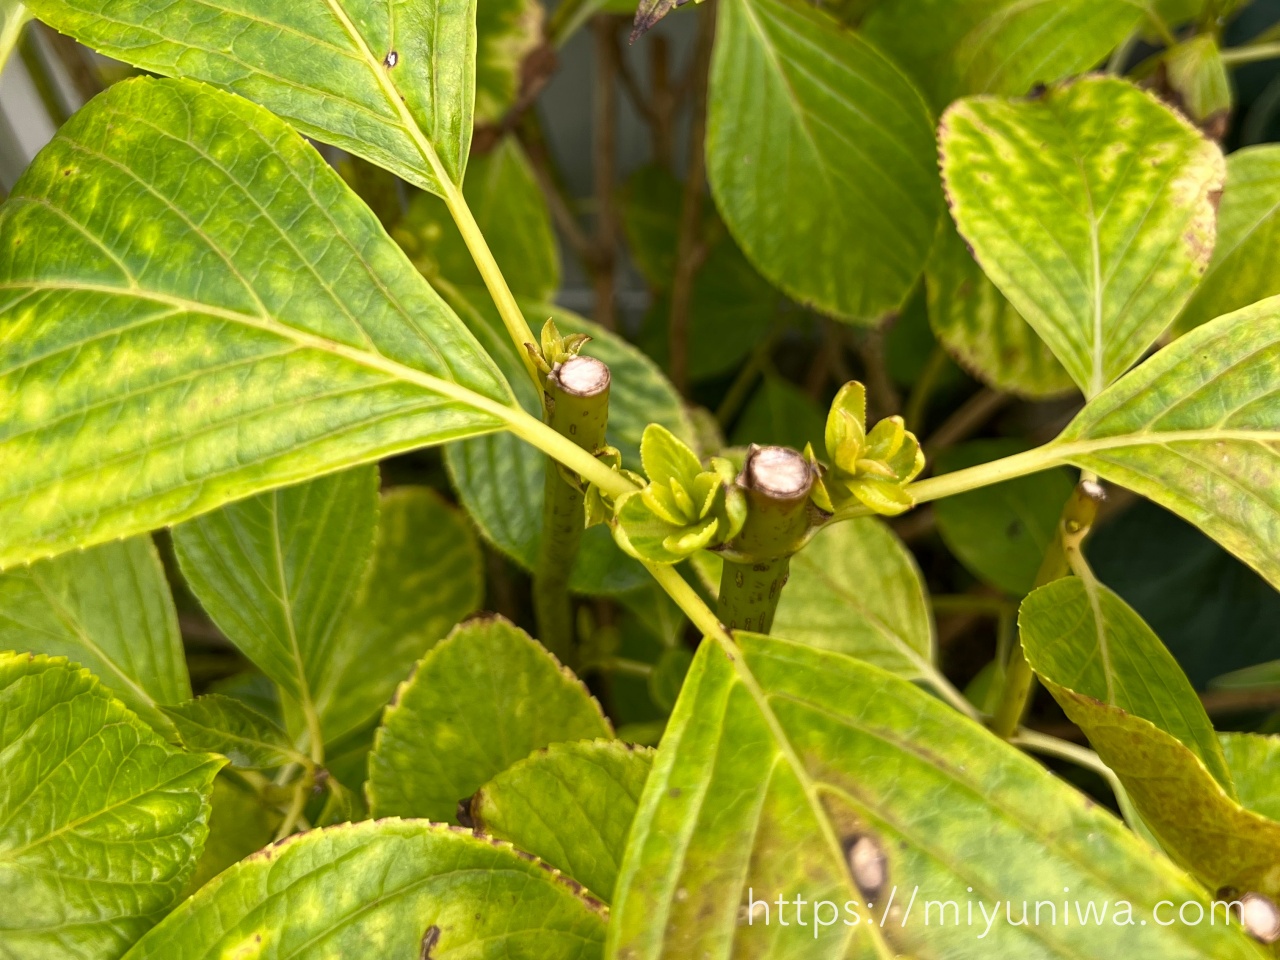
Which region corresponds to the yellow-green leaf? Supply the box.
[940,75,1224,395]
[0,653,222,958]
[27,0,477,196]
[0,78,513,570]
[123,820,608,959]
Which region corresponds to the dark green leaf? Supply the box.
[367,615,612,822]
[313,486,485,742]
[609,633,1266,957]
[0,536,188,731]
[933,440,1075,595]
[173,466,378,745]
[0,78,513,570]
[164,695,305,770]
[1089,500,1280,687]
[1176,145,1280,335]
[940,75,1224,395]
[0,653,222,958]
[28,0,477,195]
[707,0,941,323]
[863,0,1165,112]
[470,739,654,902]
[729,375,824,452]
[123,821,608,959]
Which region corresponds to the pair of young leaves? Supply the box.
[613,382,925,565]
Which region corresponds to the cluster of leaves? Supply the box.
[1,0,1280,958]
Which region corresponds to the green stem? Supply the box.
[442,182,542,392]
[533,356,611,666]
[990,478,1103,739]
[1221,41,1280,66]
[716,446,816,634]
[275,775,311,840]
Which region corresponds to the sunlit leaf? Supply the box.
[941,75,1224,395]
[367,616,612,822]
[28,0,477,195]
[123,821,608,959]
[1221,733,1280,821]
[0,536,188,731]
[0,78,513,570]
[0,1,30,72]
[313,486,484,742]
[609,632,1267,958]
[707,0,941,324]
[772,517,936,681]
[469,739,653,902]
[926,223,1074,398]
[1176,145,1280,335]
[1022,578,1280,899]
[1058,303,1280,591]
[0,653,222,958]
[173,466,378,746]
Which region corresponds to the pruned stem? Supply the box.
[534,356,612,665]
[990,477,1105,738]
[717,446,816,634]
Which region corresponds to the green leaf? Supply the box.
[1057,304,1280,591]
[396,136,560,300]
[863,0,1165,112]
[772,517,936,680]
[475,0,544,124]
[0,653,222,958]
[1221,732,1280,821]
[173,466,378,742]
[1021,576,1232,788]
[1176,145,1280,335]
[940,75,1225,396]
[0,78,513,571]
[706,0,941,324]
[27,0,477,196]
[729,375,825,453]
[367,616,612,822]
[1022,579,1280,898]
[469,739,654,902]
[927,223,1075,398]
[123,820,608,959]
[622,165,778,381]
[183,774,280,896]
[164,695,306,770]
[933,440,1075,595]
[446,296,692,595]
[0,535,188,732]
[609,632,1267,958]
[313,486,484,742]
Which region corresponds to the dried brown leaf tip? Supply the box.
[630,0,695,42]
